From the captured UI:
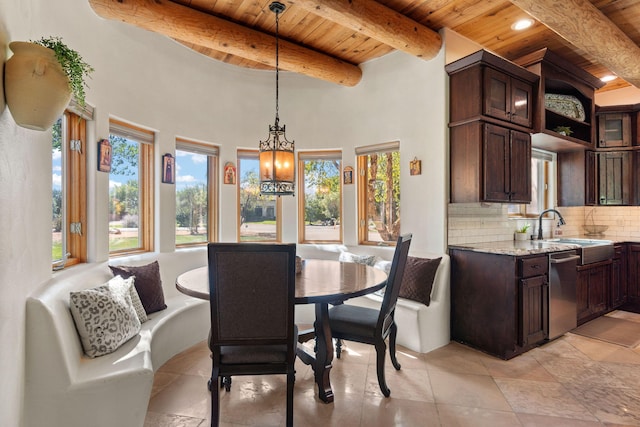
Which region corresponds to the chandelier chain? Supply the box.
[274,4,280,126]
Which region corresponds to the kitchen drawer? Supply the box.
[519,255,548,278]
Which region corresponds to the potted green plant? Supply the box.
[514,223,531,241]
[4,36,94,131]
[553,125,573,136]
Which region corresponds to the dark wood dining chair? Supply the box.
[207,243,297,427]
[328,233,412,397]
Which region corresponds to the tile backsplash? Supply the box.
[448,203,640,245]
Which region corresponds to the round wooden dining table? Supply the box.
[175,258,388,403]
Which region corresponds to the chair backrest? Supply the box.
[378,233,412,333]
[207,243,296,354]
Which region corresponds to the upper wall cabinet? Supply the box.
[483,67,534,128]
[598,113,632,148]
[449,121,531,203]
[447,50,538,132]
[446,50,537,204]
[514,48,604,152]
[596,104,639,148]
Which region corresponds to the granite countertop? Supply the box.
[449,234,640,256]
[448,240,581,256]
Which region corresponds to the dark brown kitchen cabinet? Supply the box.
[623,244,640,313]
[599,151,632,205]
[450,249,548,360]
[483,67,534,128]
[447,50,537,204]
[576,260,612,325]
[585,150,598,205]
[610,244,627,309]
[560,149,639,207]
[598,113,632,147]
[450,122,531,203]
[557,150,596,207]
[519,274,548,347]
[447,49,538,130]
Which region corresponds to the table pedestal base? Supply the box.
[296,302,334,403]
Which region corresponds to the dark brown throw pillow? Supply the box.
[109,261,167,314]
[398,257,442,306]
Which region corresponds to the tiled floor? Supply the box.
[145,311,640,426]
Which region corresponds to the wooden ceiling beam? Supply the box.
[510,0,640,89]
[88,0,362,86]
[288,0,442,60]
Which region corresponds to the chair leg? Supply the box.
[374,340,390,397]
[211,368,220,427]
[335,338,343,359]
[221,376,232,391]
[389,322,401,370]
[286,371,295,427]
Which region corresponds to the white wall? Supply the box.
[0,1,448,425]
[596,85,640,106]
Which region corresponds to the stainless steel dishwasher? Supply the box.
[548,250,580,340]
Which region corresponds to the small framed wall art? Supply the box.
[410,157,422,176]
[97,138,112,172]
[224,162,236,185]
[162,153,175,184]
[343,166,354,185]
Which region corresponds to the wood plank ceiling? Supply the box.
[89,0,640,92]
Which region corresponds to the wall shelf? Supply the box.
[515,48,604,152]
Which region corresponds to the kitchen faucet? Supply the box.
[537,209,566,240]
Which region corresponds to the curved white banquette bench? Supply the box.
[295,244,451,354]
[24,244,450,427]
[24,248,210,427]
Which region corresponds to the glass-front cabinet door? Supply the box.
[598,113,631,147]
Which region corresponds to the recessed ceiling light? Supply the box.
[601,75,617,82]
[511,18,534,31]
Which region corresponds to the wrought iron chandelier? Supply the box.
[259,1,295,196]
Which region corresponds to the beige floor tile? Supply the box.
[151,371,182,398]
[565,333,640,364]
[565,384,640,426]
[144,412,206,427]
[361,397,440,426]
[529,337,591,364]
[539,356,630,389]
[294,392,364,427]
[437,403,523,427]
[322,358,369,396]
[363,363,434,402]
[147,374,211,420]
[160,341,211,375]
[517,413,604,427]
[429,369,512,411]
[424,342,491,375]
[482,354,557,382]
[597,360,640,390]
[494,377,596,421]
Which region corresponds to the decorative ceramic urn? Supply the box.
[4,41,71,131]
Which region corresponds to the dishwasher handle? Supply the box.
[550,254,581,264]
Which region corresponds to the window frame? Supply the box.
[356,141,401,246]
[509,148,555,218]
[297,150,343,244]
[174,138,219,247]
[108,119,155,256]
[236,149,282,242]
[52,109,89,270]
